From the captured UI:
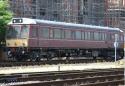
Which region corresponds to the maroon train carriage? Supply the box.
[6,18,124,61]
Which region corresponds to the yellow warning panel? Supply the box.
[124,43,125,48]
[6,39,28,47]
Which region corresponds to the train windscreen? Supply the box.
[6,25,29,39]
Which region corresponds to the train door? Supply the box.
[29,25,38,47]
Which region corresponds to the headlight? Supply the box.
[22,43,25,46]
[7,43,10,46]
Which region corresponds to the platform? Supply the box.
[0,60,124,74]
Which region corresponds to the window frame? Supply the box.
[30,24,38,38]
[53,27,61,39]
[39,26,50,39]
[64,29,72,39]
[75,30,82,40]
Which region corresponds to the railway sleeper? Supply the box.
[3,74,124,86]
[80,79,124,86]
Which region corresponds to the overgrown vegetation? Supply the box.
[0,0,12,46]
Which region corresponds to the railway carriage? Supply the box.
[6,18,124,61]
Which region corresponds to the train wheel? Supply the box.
[93,56,96,60]
[65,57,70,63]
[29,51,39,61]
[103,57,107,61]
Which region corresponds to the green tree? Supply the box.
[0,0,12,46]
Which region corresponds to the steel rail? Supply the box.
[0,69,123,83]
[8,74,124,86]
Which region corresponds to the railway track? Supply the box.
[0,68,124,86]
[0,59,113,67]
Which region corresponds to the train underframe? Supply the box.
[6,47,124,61]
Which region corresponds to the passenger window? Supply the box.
[117,34,123,42]
[108,34,112,41]
[90,32,94,40]
[116,34,123,42]
[85,32,88,40]
[54,29,61,39]
[82,31,85,40]
[40,27,49,38]
[71,31,75,40]
[99,33,102,40]
[65,30,71,39]
[76,31,81,40]
[31,25,37,38]
[111,34,115,40]
[115,34,120,41]
[102,33,105,40]
[101,33,107,40]
[88,32,90,40]
[85,31,90,40]
[61,30,65,39]
[49,29,53,38]
[94,32,99,40]
[120,35,123,42]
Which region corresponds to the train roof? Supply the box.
[9,18,123,32]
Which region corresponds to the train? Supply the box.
[6,18,124,61]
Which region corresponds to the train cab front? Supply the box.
[6,23,30,61]
[6,24,29,47]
